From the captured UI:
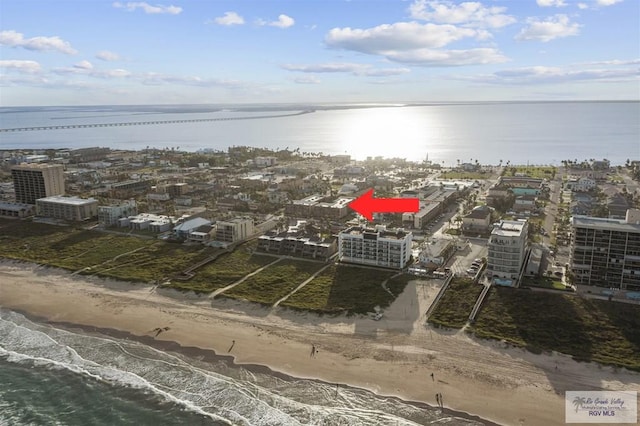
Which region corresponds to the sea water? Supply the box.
[1,101,638,165]
[0,309,485,425]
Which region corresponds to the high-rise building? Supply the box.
[486,220,529,282]
[570,209,640,291]
[338,225,412,269]
[11,164,65,204]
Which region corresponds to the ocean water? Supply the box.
[0,102,638,165]
[0,309,485,426]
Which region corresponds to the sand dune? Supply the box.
[1,260,637,425]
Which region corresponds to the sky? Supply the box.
[0,0,638,105]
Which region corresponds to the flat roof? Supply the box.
[0,202,34,211]
[572,215,640,233]
[37,196,97,206]
[492,220,526,237]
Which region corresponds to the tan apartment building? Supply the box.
[11,163,65,204]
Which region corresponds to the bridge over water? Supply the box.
[0,110,314,133]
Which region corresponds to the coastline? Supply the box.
[6,310,495,426]
[1,260,638,425]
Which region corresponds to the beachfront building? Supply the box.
[338,225,412,269]
[0,202,36,218]
[570,209,640,291]
[214,217,255,244]
[11,163,65,204]
[486,220,529,283]
[120,213,174,233]
[36,196,98,221]
[97,200,138,226]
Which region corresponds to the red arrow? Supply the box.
[348,188,420,222]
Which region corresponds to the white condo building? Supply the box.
[338,225,412,269]
[487,220,529,282]
[570,209,640,291]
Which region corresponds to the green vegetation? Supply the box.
[471,288,640,371]
[501,166,556,179]
[222,259,323,306]
[427,277,484,328]
[0,219,232,284]
[440,171,487,180]
[175,241,274,292]
[521,276,567,290]
[281,265,411,315]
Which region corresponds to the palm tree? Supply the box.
[572,396,586,413]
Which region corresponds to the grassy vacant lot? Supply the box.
[222,258,324,306]
[281,264,411,315]
[427,277,483,328]
[502,166,556,179]
[440,171,488,180]
[472,288,640,372]
[0,219,223,283]
[175,241,274,293]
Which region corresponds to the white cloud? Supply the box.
[53,65,131,79]
[596,0,623,6]
[536,0,567,7]
[271,14,295,28]
[384,47,508,66]
[282,62,411,76]
[456,64,639,85]
[257,14,295,28]
[0,30,77,54]
[0,60,42,73]
[139,72,243,88]
[326,22,478,52]
[74,60,94,70]
[281,63,367,73]
[409,0,516,28]
[577,3,589,9]
[361,68,411,77]
[583,58,640,66]
[96,50,121,61]
[325,21,507,66]
[112,2,182,15]
[515,14,581,42]
[212,11,245,26]
[293,76,321,84]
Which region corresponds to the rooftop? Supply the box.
[571,214,640,233]
[37,196,97,206]
[491,220,527,237]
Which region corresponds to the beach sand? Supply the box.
[1,260,638,425]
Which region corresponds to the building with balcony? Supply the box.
[570,209,640,291]
[214,217,254,244]
[36,196,98,221]
[338,225,412,269]
[11,163,65,204]
[98,200,138,226]
[486,220,528,282]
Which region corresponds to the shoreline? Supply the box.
[1,260,638,425]
[6,308,496,426]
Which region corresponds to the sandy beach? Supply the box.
[1,260,638,425]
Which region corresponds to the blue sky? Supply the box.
[1,0,638,105]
